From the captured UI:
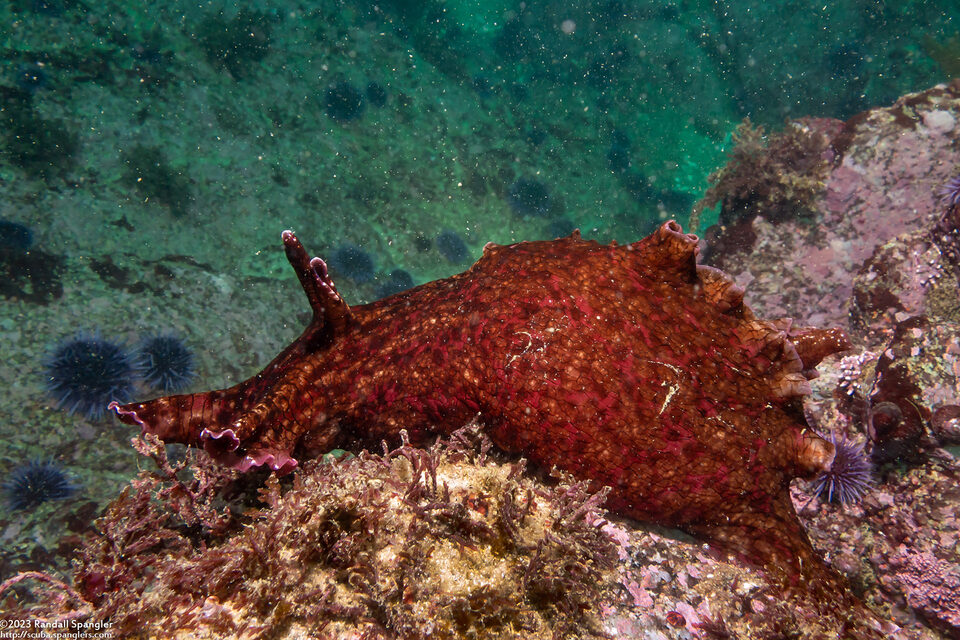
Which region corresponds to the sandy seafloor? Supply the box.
[2,0,960,638]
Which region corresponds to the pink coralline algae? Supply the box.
[702,80,960,331]
[698,80,960,467]
[889,547,960,635]
[695,80,960,640]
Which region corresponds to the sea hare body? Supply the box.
[113,221,854,606]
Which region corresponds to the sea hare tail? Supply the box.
[110,389,239,451]
[111,389,303,475]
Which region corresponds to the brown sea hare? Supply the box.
[112,221,879,629]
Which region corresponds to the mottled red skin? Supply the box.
[112,221,873,624]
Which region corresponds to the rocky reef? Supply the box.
[698,80,960,639]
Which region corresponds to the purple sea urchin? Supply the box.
[365,81,387,107]
[375,269,414,299]
[44,335,136,419]
[0,219,34,252]
[507,177,551,217]
[811,433,873,504]
[324,81,365,122]
[329,243,375,283]
[136,334,196,393]
[436,229,470,263]
[938,173,960,208]
[3,459,77,510]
